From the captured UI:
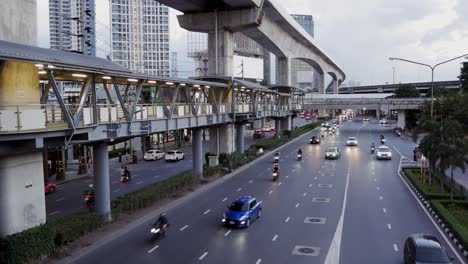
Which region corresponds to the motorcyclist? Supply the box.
[273,164,280,173]
[153,213,169,237]
[124,166,131,180]
[370,142,375,149]
[380,134,385,139]
[297,148,302,155]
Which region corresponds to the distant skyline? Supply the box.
[37,0,468,85]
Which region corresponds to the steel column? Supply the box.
[236,124,245,154]
[112,78,130,122]
[46,69,74,128]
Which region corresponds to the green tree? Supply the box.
[418,119,443,186]
[438,119,467,200]
[426,86,449,98]
[459,61,468,94]
[394,84,420,98]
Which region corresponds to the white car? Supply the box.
[376,146,392,160]
[346,137,358,146]
[144,149,165,161]
[379,119,388,124]
[165,150,185,161]
[363,117,369,122]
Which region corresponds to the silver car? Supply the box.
[376,146,392,160]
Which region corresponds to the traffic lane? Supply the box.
[46,129,277,219]
[341,125,463,263]
[70,126,328,264]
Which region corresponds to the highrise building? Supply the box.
[290,14,316,91]
[49,0,96,56]
[170,51,178,78]
[110,0,170,76]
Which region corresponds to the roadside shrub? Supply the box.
[431,200,468,250]
[203,165,222,178]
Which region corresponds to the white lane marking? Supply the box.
[249,180,253,184]
[203,210,211,215]
[237,188,242,192]
[285,217,290,223]
[295,203,300,208]
[269,190,273,195]
[396,156,465,263]
[148,245,159,253]
[379,196,383,200]
[309,184,313,188]
[198,252,208,260]
[393,244,398,252]
[255,259,262,264]
[278,182,282,186]
[224,230,231,236]
[48,211,61,216]
[374,178,377,182]
[376,186,380,190]
[387,224,392,230]
[272,235,278,241]
[303,192,307,196]
[292,169,296,172]
[153,175,159,179]
[324,164,351,264]
[136,181,143,185]
[286,175,289,178]
[383,208,387,213]
[113,189,120,193]
[222,197,228,202]
[112,181,119,184]
[56,198,65,202]
[179,225,189,231]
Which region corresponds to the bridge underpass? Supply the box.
[303,94,427,128]
[0,40,304,235]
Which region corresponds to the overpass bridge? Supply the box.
[0,40,304,235]
[339,80,461,94]
[157,0,345,93]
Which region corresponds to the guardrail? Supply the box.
[0,103,301,134]
[304,98,427,105]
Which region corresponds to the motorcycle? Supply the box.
[274,156,279,164]
[297,153,302,161]
[381,138,386,144]
[321,133,324,138]
[272,171,279,181]
[371,147,375,154]
[84,192,94,207]
[150,223,168,242]
[120,174,130,183]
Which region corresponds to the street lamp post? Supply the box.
[389,54,468,119]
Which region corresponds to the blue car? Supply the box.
[222,196,262,228]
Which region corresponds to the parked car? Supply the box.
[404,234,454,264]
[253,130,266,139]
[44,182,57,194]
[376,146,392,160]
[261,126,275,132]
[379,118,388,124]
[165,150,184,161]
[222,196,262,228]
[144,149,165,161]
[325,147,341,160]
[346,137,359,146]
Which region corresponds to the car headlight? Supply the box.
[222,213,226,218]
[240,215,248,220]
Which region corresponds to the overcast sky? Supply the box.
[37,0,468,85]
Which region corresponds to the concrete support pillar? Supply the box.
[236,124,245,154]
[376,109,381,120]
[277,57,291,86]
[317,73,325,94]
[0,152,46,235]
[130,137,142,157]
[93,142,111,221]
[261,118,265,128]
[208,30,234,76]
[274,119,281,138]
[332,79,339,94]
[397,110,406,129]
[253,119,262,130]
[209,124,235,154]
[192,128,203,177]
[280,116,292,132]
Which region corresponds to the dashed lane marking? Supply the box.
[285,217,290,223]
[383,208,387,213]
[295,203,300,208]
[393,244,398,252]
[179,225,189,231]
[314,177,318,180]
[387,224,392,230]
[272,235,278,241]
[136,181,143,185]
[49,211,60,216]
[278,182,282,186]
[224,230,231,236]
[198,252,208,260]
[148,245,159,253]
[309,184,313,188]
[303,192,307,196]
[269,190,273,195]
[377,186,380,190]
[222,197,228,202]
[237,188,242,192]
[286,175,289,178]
[256,259,262,264]
[249,180,254,183]
[379,196,383,200]
[56,198,65,202]
[113,189,120,193]
[203,210,211,215]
